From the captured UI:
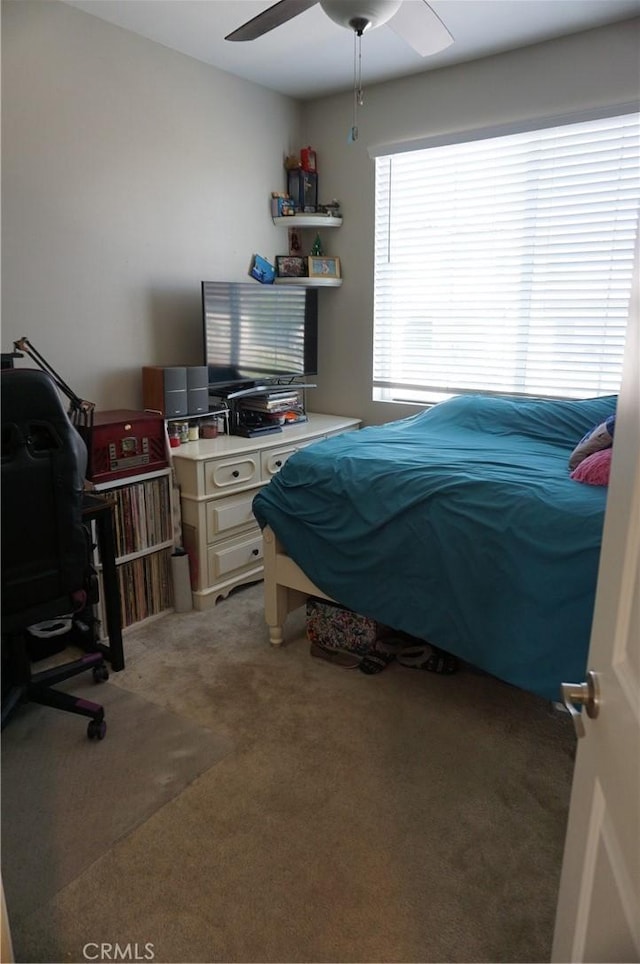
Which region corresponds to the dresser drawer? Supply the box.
[204,452,260,495]
[261,446,298,480]
[207,531,263,584]
[260,439,318,480]
[205,492,257,542]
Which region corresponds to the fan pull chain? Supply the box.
[349,29,364,143]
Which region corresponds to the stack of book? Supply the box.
[237,390,307,426]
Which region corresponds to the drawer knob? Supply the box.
[251,548,260,556]
[232,469,240,478]
[274,460,282,468]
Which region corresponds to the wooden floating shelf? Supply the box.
[272,215,342,228]
[274,277,342,287]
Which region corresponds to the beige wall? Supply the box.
[2,3,638,420]
[302,18,640,424]
[1,0,302,409]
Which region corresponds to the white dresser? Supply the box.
[171,413,361,609]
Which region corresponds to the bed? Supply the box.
[252,393,617,702]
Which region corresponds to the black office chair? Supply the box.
[1,369,108,739]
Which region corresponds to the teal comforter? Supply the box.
[252,394,616,700]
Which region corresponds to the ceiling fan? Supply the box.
[225,0,454,59]
[226,1,454,141]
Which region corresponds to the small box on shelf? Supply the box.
[300,146,317,173]
[287,169,318,213]
[271,194,295,217]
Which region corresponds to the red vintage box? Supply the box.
[81,409,168,484]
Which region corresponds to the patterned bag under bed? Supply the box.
[305,597,457,675]
[306,597,379,659]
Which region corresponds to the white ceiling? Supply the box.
[64,0,640,100]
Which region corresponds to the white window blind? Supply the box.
[373,111,640,404]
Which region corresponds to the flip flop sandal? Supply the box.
[359,644,397,675]
[397,644,458,675]
[310,642,361,669]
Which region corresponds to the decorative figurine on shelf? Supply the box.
[319,199,341,218]
[289,227,302,255]
[310,233,323,256]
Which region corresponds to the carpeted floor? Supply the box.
[1,582,576,964]
[2,682,232,917]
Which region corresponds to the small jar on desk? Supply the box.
[199,419,219,439]
[173,421,189,443]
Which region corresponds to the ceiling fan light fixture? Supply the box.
[320,0,402,33]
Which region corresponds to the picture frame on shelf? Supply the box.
[276,255,307,278]
[308,256,341,280]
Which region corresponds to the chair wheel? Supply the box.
[93,663,109,683]
[87,718,107,740]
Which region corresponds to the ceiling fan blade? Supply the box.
[225,0,319,41]
[387,0,454,57]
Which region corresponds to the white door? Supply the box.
[551,241,640,962]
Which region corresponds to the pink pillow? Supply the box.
[570,448,612,486]
[568,415,615,470]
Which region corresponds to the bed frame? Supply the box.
[262,525,332,645]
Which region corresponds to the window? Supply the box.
[373,111,640,405]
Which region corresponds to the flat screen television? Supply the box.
[202,282,318,395]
